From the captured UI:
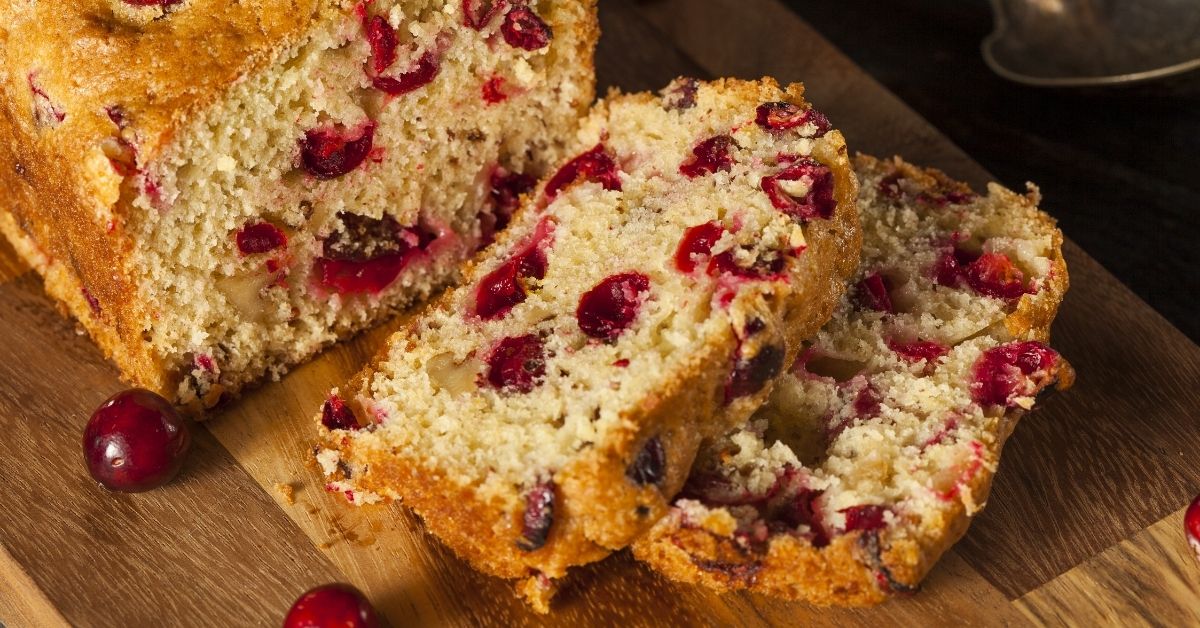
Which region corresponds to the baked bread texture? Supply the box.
[632,155,1074,604]
[0,0,596,412]
[314,78,861,610]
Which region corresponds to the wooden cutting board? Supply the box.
[3,0,1199,625]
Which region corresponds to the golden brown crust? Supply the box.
[319,80,862,608]
[632,154,1073,605]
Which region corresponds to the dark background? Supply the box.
[786,0,1200,343]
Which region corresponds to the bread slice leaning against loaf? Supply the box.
[0,0,596,413]
[633,154,1074,604]
[313,78,862,610]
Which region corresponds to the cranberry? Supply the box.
[934,247,1028,300]
[486,169,536,237]
[321,395,360,431]
[852,384,882,419]
[854,272,893,313]
[726,344,785,402]
[755,102,831,137]
[315,255,411,295]
[480,169,536,246]
[964,252,1028,300]
[473,245,548,320]
[1186,494,1200,563]
[674,221,725,274]
[105,105,128,129]
[82,288,102,316]
[283,583,380,628]
[364,16,398,75]
[482,76,508,104]
[27,74,66,126]
[889,340,950,364]
[484,335,546,393]
[970,341,1060,407]
[679,135,736,178]
[300,123,376,180]
[315,214,437,295]
[501,6,553,51]
[83,389,190,493]
[780,488,829,548]
[761,159,837,221]
[627,436,666,486]
[235,222,287,256]
[710,249,785,280]
[544,144,622,201]
[842,505,888,533]
[463,0,506,29]
[662,77,699,111]
[372,50,441,96]
[517,480,556,551]
[576,273,651,341]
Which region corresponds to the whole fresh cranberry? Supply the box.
[283,583,380,628]
[1186,494,1200,563]
[83,389,190,493]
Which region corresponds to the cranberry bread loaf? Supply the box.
[314,78,861,609]
[633,155,1074,604]
[0,0,596,412]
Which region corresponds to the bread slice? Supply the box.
[633,155,1074,604]
[0,0,596,412]
[313,78,861,609]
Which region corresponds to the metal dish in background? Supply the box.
[984,0,1200,87]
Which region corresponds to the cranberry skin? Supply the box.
[484,335,547,393]
[501,6,553,51]
[725,344,785,402]
[970,341,1060,407]
[473,247,548,320]
[517,480,556,551]
[964,252,1028,300]
[1186,494,1200,564]
[674,222,725,274]
[842,504,888,533]
[236,222,288,256]
[755,102,831,136]
[626,436,666,486]
[300,124,376,180]
[364,16,399,75]
[83,389,190,493]
[889,339,950,364]
[852,384,882,419]
[576,273,651,341]
[463,0,506,30]
[544,144,622,201]
[321,396,360,431]
[481,76,508,104]
[489,169,536,230]
[761,159,837,222]
[854,273,894,313]
[283,583,380,628]
[679,135,736,178]
[372,50,441,96]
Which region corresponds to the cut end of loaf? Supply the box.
[633,154,1072,604]
[315,77,861,594]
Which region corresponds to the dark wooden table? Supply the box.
[786,0,1200,344]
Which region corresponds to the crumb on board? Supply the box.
[274,482,296,505]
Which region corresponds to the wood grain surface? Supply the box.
[2,0,1199,625]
